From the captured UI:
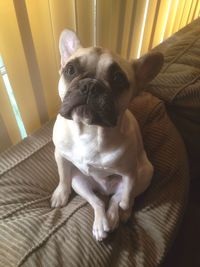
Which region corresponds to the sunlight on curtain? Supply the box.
[0,0,199,151]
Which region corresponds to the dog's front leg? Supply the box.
[119,173,135,211]
[71,169,110,241]
[51,149,72,208]
[107,175,135,228]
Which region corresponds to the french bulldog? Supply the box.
[51,29,163,241]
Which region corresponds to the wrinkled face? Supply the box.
[58,30,164,127]
[59,47,135,127]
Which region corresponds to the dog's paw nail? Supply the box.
[103,219,110,232]
[119,201,129,211]
[93,229,107,241]
[93,217,109,241]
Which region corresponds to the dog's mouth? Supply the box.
[59,77,118,127]
[59,94,118,127]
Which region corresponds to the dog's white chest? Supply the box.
[53,116,117,178]
[53,111,139,179]
[59,143,113,178]
[63,142,111,178]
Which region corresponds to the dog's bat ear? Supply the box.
[132,52,164,88]
[59,29,82,67]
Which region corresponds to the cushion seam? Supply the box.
[170,74,200,102]
[144,101,164,126]
[161,34,200,73]
[0,138,52,177]
[17,200,88,267]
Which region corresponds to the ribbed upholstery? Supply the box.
[147,22,200,180]
[0,93,189,267]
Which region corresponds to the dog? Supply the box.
[51,29,163,241]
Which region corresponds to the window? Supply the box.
[0,56,27,139]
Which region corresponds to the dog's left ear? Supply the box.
[59,29,82,67]
[133,52,164,88]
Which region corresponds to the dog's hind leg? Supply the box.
[106,192,121,231]
[71,168,110,241]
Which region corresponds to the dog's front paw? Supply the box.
[51,184,70,208]
[93,214,110,241]
[119,198,130,211]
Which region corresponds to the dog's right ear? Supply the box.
[59,29,82,67]
[132,52,164,89]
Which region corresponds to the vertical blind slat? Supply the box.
[109,0,122,53]
[75,0,94,47]
[25,0,60,119]
[116,0,127,55]
[0,0,41,134]
[151,0,172,48]
[96,0,112,49]
[120,0,135,59]
[48,0,76,68]
[13,0,49,125]
[192,0,199,20]
[129,0,148,59]
[0,75,21,148]
[194,1,200,19]
[127,0,138,59]
[148,0,161,51]
[163,0,179,40]
[140,0,159,56]
[179,0,193,29]
[187,0,197,24]
[172,0,186,33]
[0,114,12,153]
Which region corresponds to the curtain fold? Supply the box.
[0,0,199,152]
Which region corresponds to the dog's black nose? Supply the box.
[80,83,90,95]
[79,78,105,97]
[79,79,95,96]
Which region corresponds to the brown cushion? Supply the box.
[0,93,189,267]
[147,25,200,180]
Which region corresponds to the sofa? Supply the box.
[0,18,199,267]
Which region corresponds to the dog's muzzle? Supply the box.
[59,78,118,127]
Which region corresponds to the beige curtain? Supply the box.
[0,0,200,152]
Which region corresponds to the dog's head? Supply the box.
[58,29,163,127]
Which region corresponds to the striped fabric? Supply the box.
[147,17,200,180]
[0,93,189,267]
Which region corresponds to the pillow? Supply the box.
[147,26,200,180]
[0,93,189,267]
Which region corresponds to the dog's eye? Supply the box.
[113,72,126,83]
[66,64,75,75]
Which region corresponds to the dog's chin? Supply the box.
[72,113,93,125]
[71,105,117,127]
[71,105,93,124]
